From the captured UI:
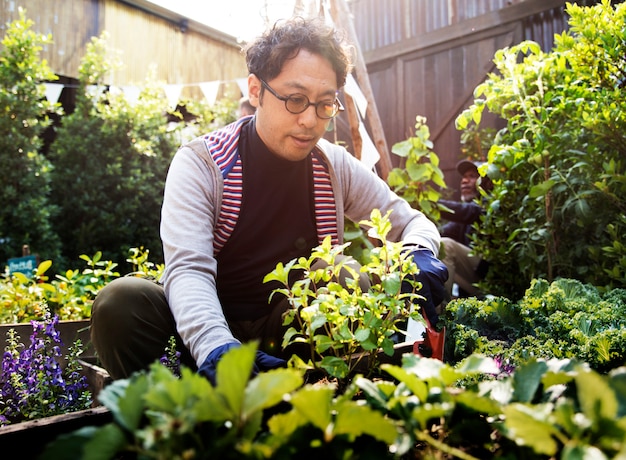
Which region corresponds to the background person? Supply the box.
[237,96,255,118]
[90,17,447,383]
[439,159,491,300]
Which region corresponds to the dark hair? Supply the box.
[244,17,353,88]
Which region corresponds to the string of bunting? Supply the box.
[43,78,249,109]
[43,72,380,170]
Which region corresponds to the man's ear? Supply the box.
[247,74,262,108]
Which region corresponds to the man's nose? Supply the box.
[297,105,319,128]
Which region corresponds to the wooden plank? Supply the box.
[344,93,363,160]
[363,0,566,64]
[330,0,393,179]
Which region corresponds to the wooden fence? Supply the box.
[346,0,605,191]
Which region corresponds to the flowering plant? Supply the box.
[0,308,92,425]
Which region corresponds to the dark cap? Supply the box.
[456,159,482,175]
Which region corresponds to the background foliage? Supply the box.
[0,9,62,265]
[0,12,237,274]
[456,0,626,298]
[47,34,179,270]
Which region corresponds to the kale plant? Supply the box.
[445,278,626,372]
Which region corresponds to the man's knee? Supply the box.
[91,277,174,379]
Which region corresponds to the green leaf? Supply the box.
[36,259,52,276]
[333,399,399,444]
[216,342,257,416]
[267,407,308,437]
[391,140,412,158]
[456,386,504,414]
[576,368,618,421]
[513,360,548,402]
[503,403,558,456]
[406,162,430,181]
[98,375,147,432]
[354,327,371,342]
[561,444,608,460]
[381,364,428,402]
[82,424,129,460]
[321,355,350,378]
[457,354,500,375]
[142,364,188,411]
[40,425,122,460]
[382,272,402,295]
[529,179,555,198]
[289,385,334,430]
[243,368,303,419]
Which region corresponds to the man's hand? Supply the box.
[403,247,449,326]
[198,343,287,385]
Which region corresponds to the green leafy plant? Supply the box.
[387,115,448,222]
[43,342,305,458]
[0,8,63,264]
[359,355,626,459]
[444,278,626,373]
[125,246,164,282]
[455,0,626,298]
[265,209,423,386]
[44,339,626,458]
[0,247,161,323]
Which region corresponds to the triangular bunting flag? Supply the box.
[236,78,248,97]
[358,121,380,170]
[121,86,141,106]
[164,84,184,109]
[44,83,63,103]
[198,80,221,105]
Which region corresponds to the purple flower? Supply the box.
[493,355,516,378]
[0,311,92,425]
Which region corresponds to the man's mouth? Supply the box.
[291,135,315,147]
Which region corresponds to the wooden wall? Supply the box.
[0,0,248,100]
[348,0,604,194]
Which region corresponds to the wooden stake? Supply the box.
[329,0,393,179]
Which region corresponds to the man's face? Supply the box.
[460,169,480,202]
[248,49,338,161]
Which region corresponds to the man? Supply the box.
[90,17,447,383]
[237,96,255,118]
[439,159,491,299]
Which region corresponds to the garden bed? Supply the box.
[0,356,112,456]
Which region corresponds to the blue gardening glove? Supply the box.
[402,247,449,326]
[198,343,286,385]
[255,350,287,371]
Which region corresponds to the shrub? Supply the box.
[387,115,447,222]
[0,8,62,264]
[265,209,423,386]
[456,0,626,298]
[47,34,179,271]
[0,247,161,323]
[42,342,626,459]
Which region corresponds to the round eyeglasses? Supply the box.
[258,77,344,119]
